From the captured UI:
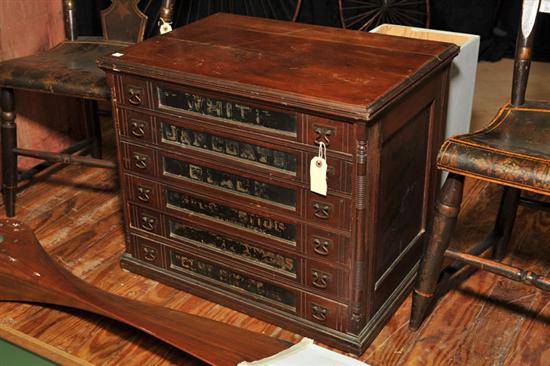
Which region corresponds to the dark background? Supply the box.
[77,0,550,61]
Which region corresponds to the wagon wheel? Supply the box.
[339,0,430,31]
[181,0,303,25]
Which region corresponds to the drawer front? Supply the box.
[305,226,350,266]
[124,143,157,175]
[159,119,299,177]
[130,206,161,235]
[134,235,163,267]
[122,109,154,143]
[159,149,299,211]
[121,76,151,109]
[305,260,348,298]
[166,246,298,312]
[306,115,351,154]
[154,82,301,140]
[304,294,346,330]
[126,175,160,209]
[306,192,351,231]
[165,214,301,279]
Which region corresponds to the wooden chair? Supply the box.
[410,0,550,330]
[0,0,176,217]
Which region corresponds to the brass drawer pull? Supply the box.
[130,120,146,137]
[127,87,143,105]
[313,237,332,256]
[141,216,156,231]
[133,154,148,169]
[142,246,157,261]
[137,186,151,202]
[311,303,328,322]
[313,202,331,219]
[311,270,330,289]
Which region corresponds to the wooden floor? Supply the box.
[0,62,549,365]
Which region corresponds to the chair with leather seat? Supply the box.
[0,0,175,217]
[410,0,550,330]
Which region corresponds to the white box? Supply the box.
[371,24,480,139]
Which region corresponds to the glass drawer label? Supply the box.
[170,251,296,307]
[166,190,296,242]
[168,219,296,275]
[158,87,297,134]
[163,156,296,208]
[161,122,297,173]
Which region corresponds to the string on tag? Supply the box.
[318,142,327,162]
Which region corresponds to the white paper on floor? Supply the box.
[238,338,369,366]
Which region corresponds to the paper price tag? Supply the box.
[159,20,173,34]
[310,142,328,196]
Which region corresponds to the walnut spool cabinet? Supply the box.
[98,14,458,354]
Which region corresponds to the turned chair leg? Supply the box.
[1,88,18,217]
[85,99,102,159]
[410,173,465,330]
[492,187,520,260]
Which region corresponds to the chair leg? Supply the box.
[492,187,520,260]
[1,88,18,217]
[410,173,464,330]
[85,100,102,159]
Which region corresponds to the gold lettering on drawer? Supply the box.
[169,251,296,308]
[163,156,296,208]
[169,219,296,275]
[158,88,297,135]
[161,123,297,173]
[166,190,296,242]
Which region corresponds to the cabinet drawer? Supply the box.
[306,115,351,154]
[160,149,299,211]
[121,109,154,143]
[123,143,157,176]
[126,175,160,209]
[306,192,352,231]
[159,118,299,178]
[305,260,348,299]
[166,246,299,312]
[121,76,151,109]
[134,235,163,267]
[304,294,346,331]
[130,206,161,235]
[153,81,301,140]
[305,226,350,266]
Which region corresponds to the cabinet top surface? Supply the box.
[98,13,458,120]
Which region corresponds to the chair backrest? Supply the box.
[512,0,549,106]
[62,0,176,44]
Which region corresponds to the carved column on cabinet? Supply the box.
[350,137,368,333]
